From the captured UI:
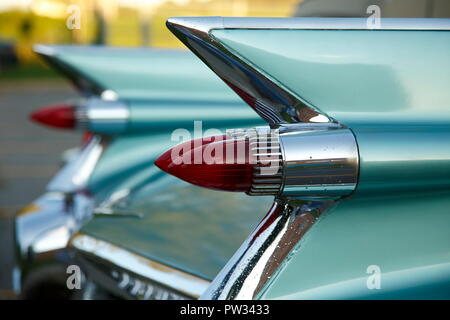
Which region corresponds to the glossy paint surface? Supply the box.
[211,29,450,118]
[43,46,241,102]
[352,123,450,196]
[259,190,450,299]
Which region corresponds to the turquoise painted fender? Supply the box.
[202,19,450,299]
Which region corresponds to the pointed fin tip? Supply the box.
[166,16,224,35]
[33,44,57,57]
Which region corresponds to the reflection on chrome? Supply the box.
[47,136,104,192]
[32,225,71,254]
[201,199,334,299]
[15,191,95,261]
[71,234,210,299]
[101,89,119,101]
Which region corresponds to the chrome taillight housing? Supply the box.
[29,98,129,133]
[156,124,359,200]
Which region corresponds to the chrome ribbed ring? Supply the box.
[228,127,282,196]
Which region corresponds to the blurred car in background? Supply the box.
[14,44,270,299]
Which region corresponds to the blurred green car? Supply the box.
[15,45,269,299]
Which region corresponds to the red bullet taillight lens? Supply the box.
[29,103,76,129]
[155,126,360,199]
[155,130,283,194]
[155,135,255,192]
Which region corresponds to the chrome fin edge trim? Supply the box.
[166,17,335,125]
[168,17,450,31]
[201,199,335,299]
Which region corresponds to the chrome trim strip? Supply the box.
[77,98,130,133]
[47,136,105,193]
[71,234,210,298]
[86,99,129,122]
[278,125,359,199]
[227,124,360,199]
[201,199,335,299]
[168,17,450,31]
[166,17,334,125]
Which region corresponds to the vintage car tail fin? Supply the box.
[164,17,362,199]
[34,44,107,97]
[167,17,450,127]
[32,44,261,134]
[33,44,248,102]
[164,17,450,300]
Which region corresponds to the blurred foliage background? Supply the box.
[0,0,301,79]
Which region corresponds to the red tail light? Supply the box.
[156,126,360,199]
[155,129,284,195]
[155,135,256,192]
[29,103,76,129]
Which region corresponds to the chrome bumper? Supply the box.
[70,233,210,300]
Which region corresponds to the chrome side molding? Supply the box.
[47,136,105,193]
[168,17,450,32]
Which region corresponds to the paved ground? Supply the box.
[0,80,80,297]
